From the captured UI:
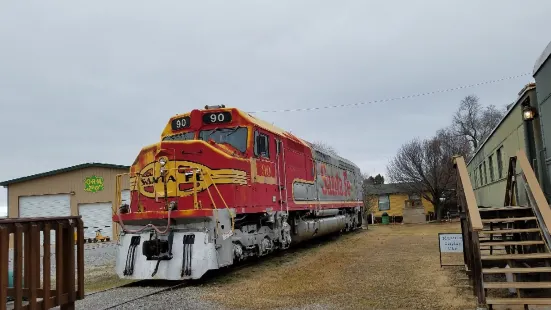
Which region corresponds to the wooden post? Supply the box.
[0,225,9,310]
[43,223,51,310]
[76,218,85,300]
[13,224,23,310]
[471,232,487,308]
[61,221,76,310]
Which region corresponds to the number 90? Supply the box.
[176,119,187,128]
[210,113,225,122]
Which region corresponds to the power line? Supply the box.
[248,72,532,114]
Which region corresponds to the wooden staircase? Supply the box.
[478,206,551,308]
[454,150,551,310]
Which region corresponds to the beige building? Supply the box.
[0,163,130,246]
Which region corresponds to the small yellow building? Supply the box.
[364,182,435,224]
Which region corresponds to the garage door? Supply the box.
[78,203,113,240]
[19,194,71,244]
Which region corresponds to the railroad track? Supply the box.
[96,281,187,310]
[81,229,365,309]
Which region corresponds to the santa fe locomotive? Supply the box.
[113,106,364,280]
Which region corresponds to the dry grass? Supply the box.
[200,222,477,310]
[83,265,135,294]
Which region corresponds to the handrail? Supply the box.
[0,216,85,310]
[453,156,484,231]
[453,155,486,309]
[516,149,551,246]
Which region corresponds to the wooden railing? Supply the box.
[0,216,85,310]
[516,149,551,248]
[453,155,486,308]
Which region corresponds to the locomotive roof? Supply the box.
[165,108,361,171]
[243,111,359,169]
[534,39,551,76]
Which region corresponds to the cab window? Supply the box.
[199,127,248,153]
[254,131,270,158]
[163,131,195,141]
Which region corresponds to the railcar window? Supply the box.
[497,147,503,179]
[489,155,495,182]
[479,165,483,185]
[199,127,248,153]
[483,161,488,184]
[163,131,195,141]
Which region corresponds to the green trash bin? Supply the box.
[381,212,389,225]
[7,270,13,302]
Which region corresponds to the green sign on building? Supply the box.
[84,175,104,193]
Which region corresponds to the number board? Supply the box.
[171,116,191,131]
[438,233,463,253]
[203,112,232,124]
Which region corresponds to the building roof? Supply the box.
[364,182,422,195]
[0,163,130,187]
[534,39,551,76]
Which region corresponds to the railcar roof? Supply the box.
[466,83,536,166]
[534,40,551,76]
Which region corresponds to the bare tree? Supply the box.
[386,128,470,219]
[452,95,505,151]
[310,141,338,156]
[361,172,379,223]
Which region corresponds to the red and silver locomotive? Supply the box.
[113,105,364,280]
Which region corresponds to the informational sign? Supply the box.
[438,233,464,267]
[84,176,105,193]
[439,233,463,253]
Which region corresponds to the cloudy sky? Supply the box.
[1,1,550,215]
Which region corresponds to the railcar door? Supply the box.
[253,129,279,211]
[274,138,288,212]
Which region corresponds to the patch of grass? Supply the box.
[200,223,476,310]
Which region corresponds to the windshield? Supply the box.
[199,127,248,153]
[162,131,195,141]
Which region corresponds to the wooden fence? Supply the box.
[0,216,84,310]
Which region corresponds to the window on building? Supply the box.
[489,155,495,182]
[483,161,488,185]
[378,195,390,211]
[497,147,504,179]
[408,193,422,207]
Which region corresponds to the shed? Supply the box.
[0,163,130,246]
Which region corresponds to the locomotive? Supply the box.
[113,105,364,280]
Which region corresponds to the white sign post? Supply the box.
[438,233,464,267]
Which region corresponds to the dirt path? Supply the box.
[200,223,476,310]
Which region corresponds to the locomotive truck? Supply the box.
[113,105,364,280]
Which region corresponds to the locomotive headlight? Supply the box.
[159,158,167,166]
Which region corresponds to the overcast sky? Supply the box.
[1,1,550,215]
